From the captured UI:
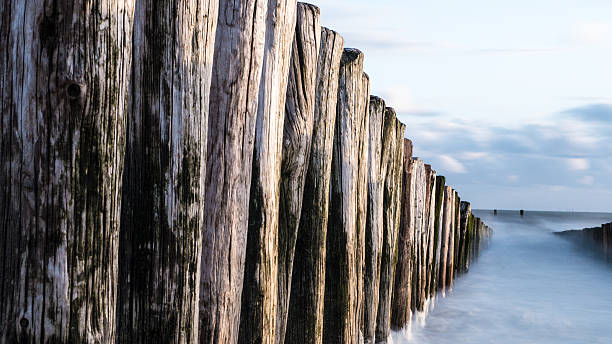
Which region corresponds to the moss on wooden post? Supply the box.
[277,4,321,344]
[0,1,135,342]
[286,27,344,344]
[239,0,297,342]
[376,112,405,340]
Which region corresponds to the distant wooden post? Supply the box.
[412,159,427,311]
[0,1,135,342]
[276,5,321,344]
[116,1,218,342]
[438,186,453,290]
[286,27,344,344]
[459,202,472,273]
[239,0,297,342]
[377,115,405,339]
[362,96,387,344]
[424,166,437,299]
[324,48,369,344]
[199,0,268,342]
[430,176,446,296]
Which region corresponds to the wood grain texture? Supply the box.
[438,186,453,291]
[423,166,437,300]
[375,112,405,341]
[239,0,297,342]
[116,0,218,343]
[0,0,135,342]
[276,4,321,344]
[199,0,268,342]
[362,96,387,344]
[430,176,446,297]
[286,27,344,344]
[356,72,371,342]
[391,146,414,328]
[324,48,368,344]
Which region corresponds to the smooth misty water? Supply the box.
[392,210,612,344]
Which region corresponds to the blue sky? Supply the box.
[309,0,612,212]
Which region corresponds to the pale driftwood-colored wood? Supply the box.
[377,113,405,340]
[277,4,321,344]
[286,27,344,344]
[438,186,453,290]
[362,96,387,344]
[391,140,414,328]
[424,166,437,299]
[199,0,268,342]
[324,48,367,344]
[116,1,218,343]
[356,72,371,341]
[239,0,297,342]
[0,1,135,342]
[412,159,427,311]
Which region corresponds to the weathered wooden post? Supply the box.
[324,48,369,344]
[239,0,297,342]
[392,143,419,327]
[446,190,457,287]
[430,176,446,296]
[276,5,321,344]
[458,201,472,273]
[286,27,344,344]
[0,1,135,342]
[362,96,388,344]
[199,0,268,342]
[377,116,405,339]
[413,159,427,311]
[357,72,371,339]
[424,166,437,299]
[438,186,453,290]
[116,1,218,342]
[449,192,460,284]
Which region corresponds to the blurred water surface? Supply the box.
[392,210,612,344]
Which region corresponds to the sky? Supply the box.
[309,0,612,212]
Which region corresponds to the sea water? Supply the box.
[392,210,612,344]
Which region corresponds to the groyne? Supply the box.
[556,223,612,263]
[0,1,492,343]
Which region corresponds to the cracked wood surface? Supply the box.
[0,0,135,342]
[116,0,218,343]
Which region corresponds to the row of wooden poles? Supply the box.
[0,1,492,343]
[556,223,612,262]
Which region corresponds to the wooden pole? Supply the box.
[424,166,437,299]
[377,116,405,339]
[430,176,446,296]
[239,0,297,342]
[276,5,321,344]
[199,0,268,342]
[324,48,369,344]
[286,27,344,344]
[116,0,218,342]
[0,1,135,342]
[362,96,387,344]
[390,140,414,329]
[438,186,453,290]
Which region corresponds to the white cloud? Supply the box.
[579,176,594,185]
[566,158,590,171]
[438,155,467,173]
[506,175,519,183]
[460,151,490,161]
[574,22,611,45]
